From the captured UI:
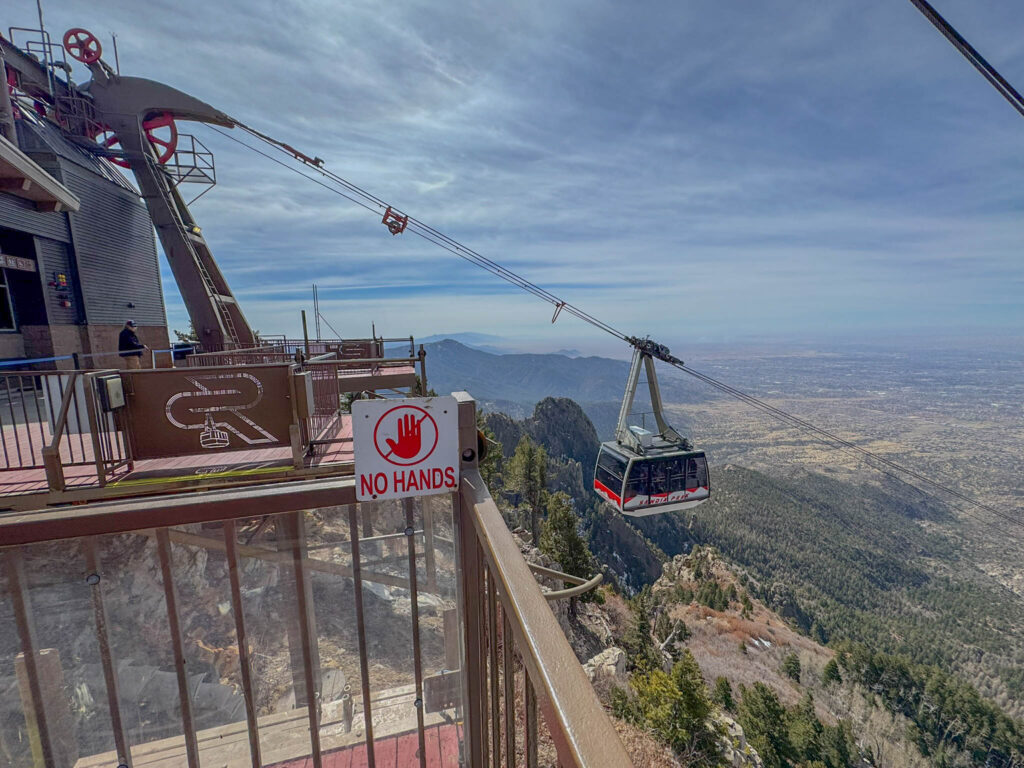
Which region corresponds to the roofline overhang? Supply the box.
[0,133,81,212]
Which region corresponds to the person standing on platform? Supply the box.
[118,319,147,369]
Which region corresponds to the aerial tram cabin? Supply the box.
[594,341,710,516]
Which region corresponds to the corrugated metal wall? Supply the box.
[34,236,80,325]
[0,191,71,242]
[61,164,167,327]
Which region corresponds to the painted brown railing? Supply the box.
[303,355,427,449]
[454,393,631,766]
[0,370,130,480]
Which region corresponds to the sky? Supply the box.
[8,0,1024,355]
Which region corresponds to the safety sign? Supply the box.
[353,396,459,501]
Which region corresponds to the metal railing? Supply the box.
[302,354,426,451]
[452,394,632,768]
[0,392,632,768]
[183,345,295,367]
[0,371,129,480]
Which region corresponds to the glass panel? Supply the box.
[0,285,14,331]
[595,450,623,492]
[164,522,249,768]
[686,458,699,489]
[625,461,649,499]
[597,449,626,479]
[302,504,362,759]
[86,532,186,765]
[414,494,463,766]
[17,539,118,765]
[666,457,686,493]
[0,491,470,768]
[649,462,668,496]
[0,556,33,768]
[233,513,314,765]
[356,498,418,759]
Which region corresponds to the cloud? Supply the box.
[12,0,1024,347]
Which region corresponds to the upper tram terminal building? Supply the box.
[0,96,169,366]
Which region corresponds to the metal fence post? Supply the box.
[81,373,107,486]
[418,345,428,395]
[454,391,486,767]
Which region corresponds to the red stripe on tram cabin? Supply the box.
[593,478,621,504]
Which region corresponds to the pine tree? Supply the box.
[623,587,658,671]
[653,609,673,644]
[821,657,842,686]
[539,492,591,578]
[173,322,199,343]
[741,590,754,618]
[476,414,501,489]
[504,436,548,543]
[788,692,823,764]
[737,682,797,768]
[782,652,801,683]
[713,676,735,711]
[539,492,596,613]
[627,650,720,762]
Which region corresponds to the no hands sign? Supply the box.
[353,396,459,501]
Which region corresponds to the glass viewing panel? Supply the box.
[0,494,466,768]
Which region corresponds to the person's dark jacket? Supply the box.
[118,328,144,357]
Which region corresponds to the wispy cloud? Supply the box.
[11,0,1024,350]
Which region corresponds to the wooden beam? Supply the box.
[0,177,31,192]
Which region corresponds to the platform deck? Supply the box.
[74,684,461,768]
[0,415,354,499]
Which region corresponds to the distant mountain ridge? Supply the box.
[416,333,511,354]
[420,339,710,436]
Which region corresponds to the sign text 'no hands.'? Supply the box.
[353,396,459,501]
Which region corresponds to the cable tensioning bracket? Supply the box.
[382,206,409,235]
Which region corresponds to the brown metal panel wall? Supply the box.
[61,163,168,327]
[34,237,80,325]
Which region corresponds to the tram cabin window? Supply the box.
[650,461,668,495]
[596,449,627,492]
[683,455,709,488]
[625,461,649,499]
[665,457,685,492]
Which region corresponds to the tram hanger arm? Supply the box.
[615,339,686,452]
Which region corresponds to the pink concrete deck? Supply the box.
[273,724,462,768]
[0,415,354,499]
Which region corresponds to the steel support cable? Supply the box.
[213,124,631,341]
[207,125,382,216]
[316,312,344,341]
[207,124,1021,533]
[228,124,621,332]
[907,0,1024,118]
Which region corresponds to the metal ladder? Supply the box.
[147,155,240,347]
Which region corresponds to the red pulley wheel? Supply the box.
[63,28,102,64]
[141,112,179,165]
[93,127,130,168]
[91,112,178,168]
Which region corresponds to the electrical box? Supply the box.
[294,371,315,420]
[629,425,654,449]
[96,374,125,411]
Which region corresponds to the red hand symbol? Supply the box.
[386,413,422,459]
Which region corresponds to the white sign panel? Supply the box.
[353,396,459,501]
